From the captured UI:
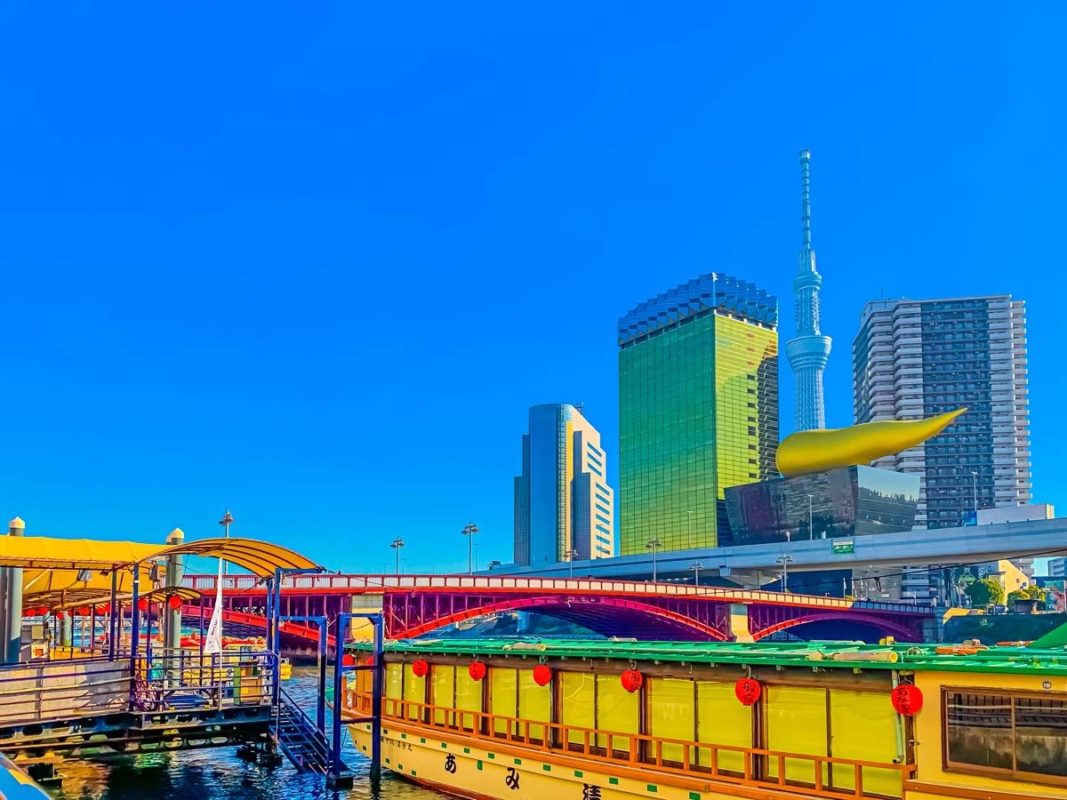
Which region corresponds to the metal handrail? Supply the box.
[344,692,914,800]
[0,650,278,729]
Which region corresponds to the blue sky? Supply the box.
[2,3,1065,575]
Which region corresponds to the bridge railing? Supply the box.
[181,574,926,614]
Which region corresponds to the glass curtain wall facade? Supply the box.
[618,273,778,554]
[514,404,615,567]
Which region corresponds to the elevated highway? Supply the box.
[484,517,1067,582]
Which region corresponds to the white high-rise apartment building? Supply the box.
[853,295,1031,602]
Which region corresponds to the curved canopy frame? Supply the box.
[134,537,321,578]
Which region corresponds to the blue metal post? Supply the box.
[108,570,117,660]
[331,613,346,781]
[272,569,283,655]
[128,567,141,705]
[370,613,383,779]
[317,620,327,733]
[264,578,273,651]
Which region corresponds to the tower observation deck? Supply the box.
[785,149,832,431]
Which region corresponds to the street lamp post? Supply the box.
[807,494,814,539]
[776,555,794,593]
[690,562,705,586]
[390,537,405,575]
[646,539,662,583]
[218,510,234,577]
[567,547,579,578]
[462,522,479,575]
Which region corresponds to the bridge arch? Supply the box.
[752,612,919,643]
[393,595,731,641]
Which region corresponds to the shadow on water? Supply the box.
[46,667,442,800]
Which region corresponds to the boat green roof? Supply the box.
[350,638,1067,676]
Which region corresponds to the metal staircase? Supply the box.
[272,686,341,775]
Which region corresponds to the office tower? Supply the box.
[853,296,1031,602]
[618,273,778,554]
[785,150,832,431]
[1049,558,1067,579]
[513,404,615,567]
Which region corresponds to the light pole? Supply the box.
[970,471,978,519]
[567,547,579,578]
[390,537,405,575]
[646,538,662,582]
[690,562,705,586]
[776,555,794,593]
[462,522,479,575]
[218,510,234,577]
[807,494,814,539]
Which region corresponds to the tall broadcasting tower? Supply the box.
[785,149,832,431]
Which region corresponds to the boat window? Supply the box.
[490,668,518,736]
[596,674,638,753]
[830,689,901,797]
[431,665,455,727]
[765,686,828,785]
[455,668,483,730]
[695,681,751,774]
[517,668,551,744]
[403,668,425,721]
[560,672,595,748]
[649,678,695,764]
[385,663,403,706]
[944,690,1067,782]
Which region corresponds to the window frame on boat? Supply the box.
[942,687,1067,787]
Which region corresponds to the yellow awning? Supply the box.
[0,537,166,570]
[142,537,320,578]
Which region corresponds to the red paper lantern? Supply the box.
[137,598,149,612]
[532,664,553,686]
[891,684,923,716]
[468,661,487,681]
[54,610,65,620]
[342,653,356,667]
[23,608,38,618]
[96,604,110,615]
[35,607,48,616]
[411,659,429,678]
[167,595,183,610]
[76,607,91,616]
[620,669,644,693]
[735,677,762,706]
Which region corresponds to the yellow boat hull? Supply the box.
[352,720,750,800]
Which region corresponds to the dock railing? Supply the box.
[345,691,915,800]
[0,649,278,729]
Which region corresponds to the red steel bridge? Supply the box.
[182,574,934,644]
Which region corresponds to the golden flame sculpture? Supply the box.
[776,408,966,477]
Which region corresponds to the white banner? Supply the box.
[204,559,224,654]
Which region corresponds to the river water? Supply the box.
[47,667,443,800]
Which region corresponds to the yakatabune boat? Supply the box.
[345,638,1067,800]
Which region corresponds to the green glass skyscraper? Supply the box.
[618,273,778,554]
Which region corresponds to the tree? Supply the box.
[966,578,1005,607]
[1008,585,1047,608]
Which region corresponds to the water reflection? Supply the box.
[47,667,442,800]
